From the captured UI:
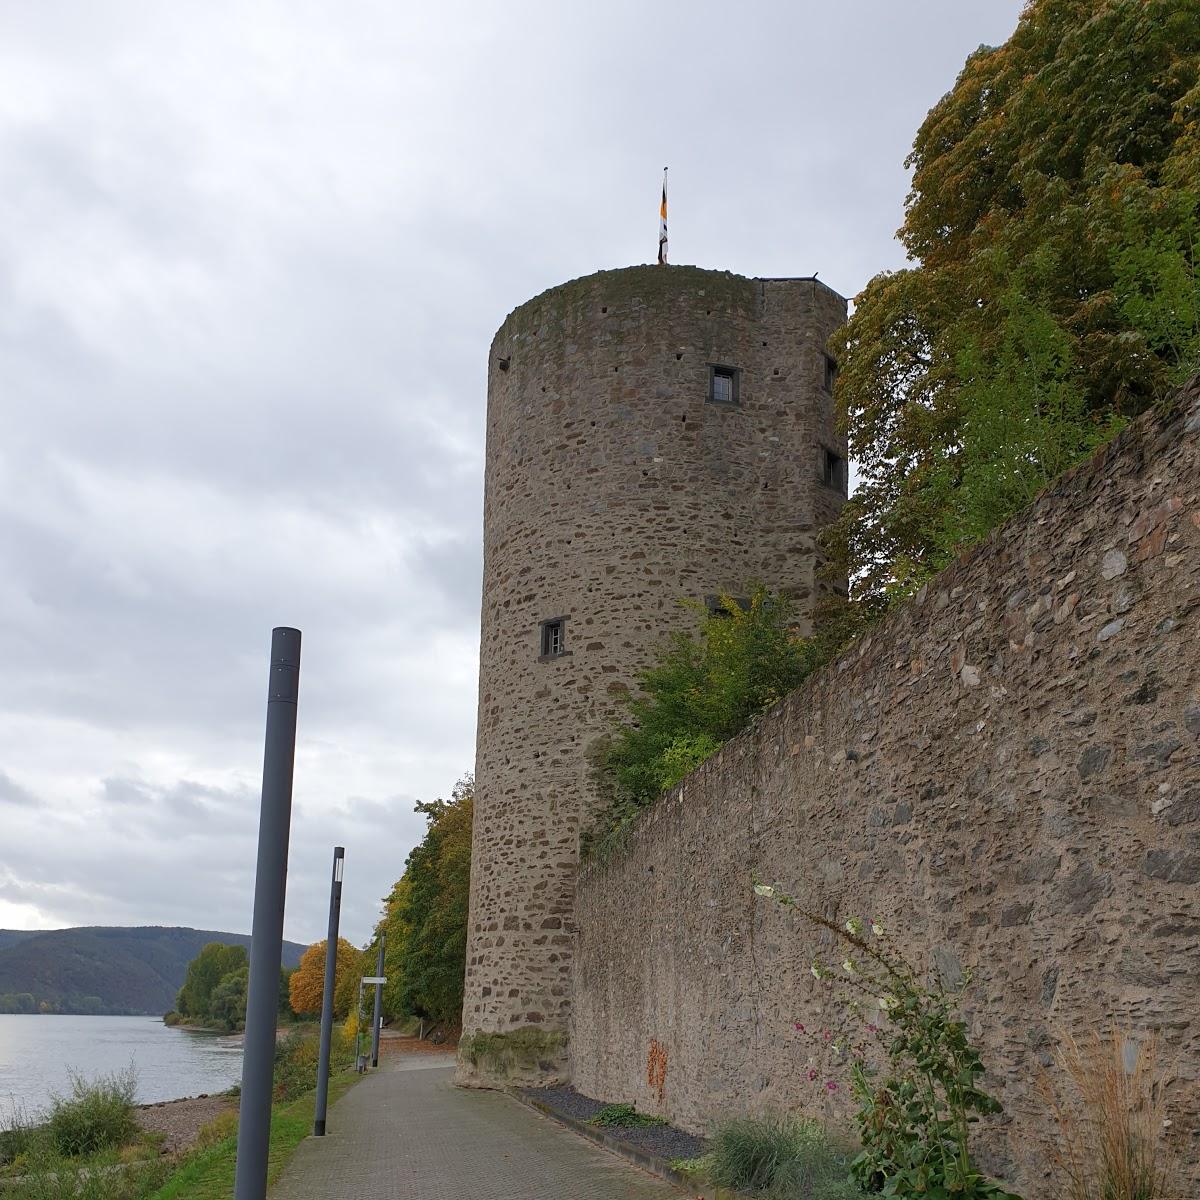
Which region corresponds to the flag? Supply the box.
[658,167,668,265]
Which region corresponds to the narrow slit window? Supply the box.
[539,617,567,659]
[708,364,739,405]
[822,448,845,492]
[823,354,838,393]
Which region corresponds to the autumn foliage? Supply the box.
[288,937,362,1018]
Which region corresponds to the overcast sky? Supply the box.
[0,1,1025,947]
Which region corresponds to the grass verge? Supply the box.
[148,1070,361,1200]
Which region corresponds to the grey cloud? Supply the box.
[0,0,1025,942]
[0,771,38,808]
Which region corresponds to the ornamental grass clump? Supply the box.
[753,882,1020,1200]
[709,1113,863,1198]
[1042,1028,1174,1200]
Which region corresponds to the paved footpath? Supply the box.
[268,1056,686,1199]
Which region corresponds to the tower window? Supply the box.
[823,354,838,393]
[708,364,740,405]
[704,594,750,618]
[538,617,569,660]
[821,447,846,493]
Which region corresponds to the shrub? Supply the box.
[586,588,820,856]
[46,1068,138,1158]
[161,1011,181,1027]
[709,1113,862,1198]
[0,1101,36,1166]
[272,1025,355,1103]
[753,884,1020,1200]
[587,1103,667,1129]
[1043,1029,1174,1200]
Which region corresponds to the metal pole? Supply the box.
[234,627,301,1200]
[370,932,385,1068]
[313,846,345,1136]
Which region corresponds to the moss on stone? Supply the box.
[459,1027,566,1078]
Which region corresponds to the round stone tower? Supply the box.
[459,265,847,1086]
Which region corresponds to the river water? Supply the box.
[0,1015,243,1121]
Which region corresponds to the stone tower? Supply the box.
[459,264,847,1085]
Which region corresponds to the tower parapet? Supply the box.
[460,265,847,1085]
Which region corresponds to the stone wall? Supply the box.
[461,265,847,1084]
[571,378,1200,1196]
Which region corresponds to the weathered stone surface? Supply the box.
[461,266,847,1086]
[571,379,1200,1199]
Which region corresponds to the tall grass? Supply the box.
[709,1113,864,1199]
[1044,1029,1173,1200]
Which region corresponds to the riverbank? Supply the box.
[136,1094,234,1155]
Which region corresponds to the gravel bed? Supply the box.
[522,1085,708,1163]
[135,1094,234,1155]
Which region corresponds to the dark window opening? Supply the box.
[539,617,569,660]
[708,364,740,405]
[704,594,750,618]
[822,448,846,493]
[823,354,838,393]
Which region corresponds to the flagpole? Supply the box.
[658,167,668,266]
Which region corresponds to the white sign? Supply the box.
[361,976,387,985]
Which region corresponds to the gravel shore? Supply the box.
[135,1094,234,1154]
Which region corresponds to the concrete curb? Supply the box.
[509,1092,744,1199]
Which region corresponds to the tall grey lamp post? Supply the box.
[370,932,386,1068]
[233,627,301,1200]
[313,846,345,1136]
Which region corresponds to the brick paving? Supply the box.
[269,1057,685,1199]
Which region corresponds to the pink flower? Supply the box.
[822,1029,832,1041]
[825,1080,839,1092]
[807,1069,818,1081]
[867,1023,879,1034]
[794,1022,806,1033]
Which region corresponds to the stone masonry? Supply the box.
[570,378,1200,1197]
[459,265,847,1084]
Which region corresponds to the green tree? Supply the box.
[279,965,297,1020]
[828,0,1200,607]
[175,943,247,1020]
[209,966,248,1031]
[593,588,817,845]
[375,876,412,1022]
[373,775,473,1028]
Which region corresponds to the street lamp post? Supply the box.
[313,846,345,1137]
[233,628,301,1200]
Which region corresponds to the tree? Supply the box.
[376,876,412,1022]
[209,967,248,1031]
[288,938,360,1018]
[828,0,1200,608]
[373,775,474,1028]
[175,943,247,1020]
[396,776,474,1026]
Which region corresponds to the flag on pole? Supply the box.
[658,167,668,265]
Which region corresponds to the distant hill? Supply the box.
[0,927,307,1016]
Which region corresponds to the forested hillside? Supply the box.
[0,926,305,1015]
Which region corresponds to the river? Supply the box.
[0,1015,243,1122]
